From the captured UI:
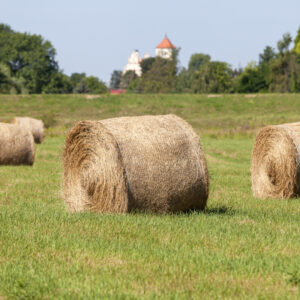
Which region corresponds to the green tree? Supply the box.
[268,33,300,92]
[259,46,276,64]
[175,67,192,93]
[277,33,292,55]
[256,46,277,91]
[127,77,141,92]
[188,53,211,72]
[234,62,267,93]
[191,61,233,93]
[70,73,86,92]
[269,53,300,92]
[0,63,12,93]
[84,76,107,94]
[120,71,137,89]
[0,24,59,93]
[73,76,107,94]
[43,72,72,94]
[73,79,88,93]
[0,63,26,94]
[293,27,300,56]
[209,61,233,92]
[138,49,179,93]
[139,57,176,92]
[140,57,155,75]
[109,70,122,89]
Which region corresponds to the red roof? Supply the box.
[156,36,176,49]
[110,89,126,95]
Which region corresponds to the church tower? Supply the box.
[123,50,142,77]
[155,36,176,59]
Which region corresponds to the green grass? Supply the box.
[0,94,299,299]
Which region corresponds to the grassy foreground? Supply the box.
[0,94,299,299]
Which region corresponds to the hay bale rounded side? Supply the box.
[63,121,129,213]
[63,114,209,213]
[0,123,35,165]
[12,117,44,144]
[251,123,300,198]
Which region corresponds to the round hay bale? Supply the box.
[251,122,300,199]
[11,117,44,144]
[0,123,35,165]
[63,114,209,213]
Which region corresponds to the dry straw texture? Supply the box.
[12,117,44,144]
[0,123,35,165]
[251,122,300,199]
[63,114,209,213]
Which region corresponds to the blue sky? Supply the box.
[1,0,300,83]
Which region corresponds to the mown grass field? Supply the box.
[0,94,299,299]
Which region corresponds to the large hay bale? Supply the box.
[11,117,44,144]
[63,114,209,213]
[251,122,300,198]
[0,123,35,165]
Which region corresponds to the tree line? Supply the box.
[111,27,300,93]
[1,23,300,94]
[0,24,107,94]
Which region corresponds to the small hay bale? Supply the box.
[245,94,257,98]
[0,123,35,165]
[251,122,300,198]
[85,95,101,100]
[11,117,44,144]
[207,94,222,98]
[63,114,209,213]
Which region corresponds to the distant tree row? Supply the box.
[0,24,107,94]
[112,27,300,93]
[1,23,300,94]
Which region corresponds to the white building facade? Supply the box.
[122,50,142,77]
[123,36,176,77]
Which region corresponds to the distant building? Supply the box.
[155,36,176,59]
[122,50,142,77]
[123,36,176,77]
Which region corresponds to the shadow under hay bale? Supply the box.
[63,114,209,213]
[251,122,300,199]
[0,123,35,165]
[11,117,44,144]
